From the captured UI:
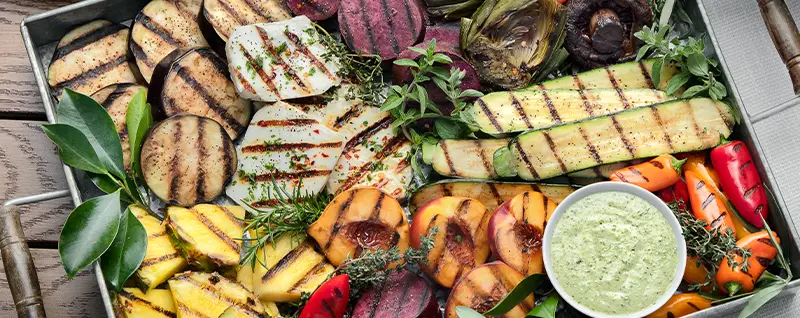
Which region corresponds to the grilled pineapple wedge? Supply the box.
[169,271,270,318]
[131,206,186,290]
[165,204,246,271]
[251,235,335,303]
[116,288,176,318]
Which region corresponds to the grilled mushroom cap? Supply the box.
[564,0,652,68]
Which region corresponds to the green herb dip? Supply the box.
[551,191,678,315]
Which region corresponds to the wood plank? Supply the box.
[0,248,105,317]
[0,0,80,118]
[0,119,72,243]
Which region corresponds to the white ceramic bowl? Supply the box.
[542,181,686,318]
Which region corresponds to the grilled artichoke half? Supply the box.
[460,0,567,89]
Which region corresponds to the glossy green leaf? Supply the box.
[42,124,107,175]
[125,88,151,176]
[456,306,485,318]
[434,119,469,139]
[688,52,709,77]
[59,190,122,278]
[101,207,147,291]
[56,89,126,178]
[682,85,707,98]
[666,71,691,96]
[484,274,546,316]
[652,58,664,90]
[394,59,419,68]
[738,283,787,318]
[87,172,133,203]
[527,293,559,318]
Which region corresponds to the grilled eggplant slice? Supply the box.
[567,159,648,178]
[130,206,187,291]
[225,16,343,102]
[533,59,679,92]
[424,139,509,179]
[142,115,237,206]
[251,235,335,302]
[471,88,670,134]
[409,180,577,214]
[91,84,148,171]
[169,271,267,318]
[48,20,139,99]
[153,48,251,139]
[165,204,245,271]
[116,288,176,318]
[131,0,209,83]
[225,102,344,210]
[498,98,736,180]
[202,0,291,43]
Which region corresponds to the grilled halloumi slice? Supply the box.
[48,20,139,99]
[116,288,176,318]
[169,271,269,318]
[251,235,335,303]
[225,16,342,102]
[131,206,187,291]
[165,204,246,270]
[203,0,291,42]
[131,0,209,83]
[226,102,344,210]
[91,84,147,171]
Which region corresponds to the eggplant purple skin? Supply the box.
[287,0,339,21]
[351,270,441,318]
[338,0,427,60]
[392,42,481,104]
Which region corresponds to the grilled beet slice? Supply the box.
[130,0,209,83]
[423,22,460,48]
[338,0,427,60]
[48,20,140,99]
[90,83,148,171]
[150,48,251,139]
[352,270,440,318]
[392,42,480,104]
[201,0,291,47]
[141,114,236,206]
[287,0,339,21]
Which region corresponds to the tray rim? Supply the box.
[16,0,799,317]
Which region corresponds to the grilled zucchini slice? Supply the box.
[498,98,736,180]
[154,48,252,139]
[251,235,335,303]
[471,88,669,134]
[142,115,237,206]
[409,180,577,214]
[91,84,148,171]
[567,159,648,179]
[169,271,268,317]
[202,0,291,42]
[116,288,176,318]
[423,139,509,179]
[48,20,139,99]
[165,204,246,270]
[131,0,208,83]
[533,59,679,92]
[130,206,186,291]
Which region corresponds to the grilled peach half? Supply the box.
[308,187,410,267]
[488,191,555,276]
[444,261,534,318]
[410,197,491,288]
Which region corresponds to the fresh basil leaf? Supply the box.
[527,293,560,318]
[688,52,709,77]
[682,85,707,98]
[738,282,787,318]
[652,58,664,90]
[394,59,419,68]
[87,172,133,203]
[381,94,404,112]
[101,206,147,291]
[125,88,151,176]
[434,119,469,139]
[59,190,122,278]
[484,274,546,316]
[42,124,107,175]
[57,89,126,179]
[456,306,485,318]
[666,71,691,96]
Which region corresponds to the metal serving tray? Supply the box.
[18,0,800,317]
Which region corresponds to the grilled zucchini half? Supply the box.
[48,20,139,99]
[115,288,176,318]
[567,159,648,179]
[497,98,737,180]
[532,59,680,92]
[131,0,208,83]
[251,235,335,303]
[142,115,237,206]
[165,204,245,271]
[169,271,269,318]
[130,206,186,291]
[152,48,252,139]
[201,0,291,43]
[423,139,509,179]
[409,180,578,214]
[91,84,148,171]
[471,88,670,134]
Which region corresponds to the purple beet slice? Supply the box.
[392,42,480,104]
[287,0,339,21]
[423,22,460,49]
[351,270,440,318]
[338,0,427,60]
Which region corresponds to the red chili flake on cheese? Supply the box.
[321,153,329,158]
[313,129,320,134]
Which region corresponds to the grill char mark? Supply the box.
[52,56,128,90]
[261,244,310,282]
[283,30,335,79]
[118,289,177,318]
[611,116,636,157]
[542,132,568,173]
[255,26,309,92]
[249,170,332,183]
[195,118,207,202]
[579,126,603,164]
[650,105,674,150]
[172,63,245,134]
[514,140,540,179]
[338,137,408,192]
[509,93,533,129]
[638,61,656,88]
[343,116,393,153]
[439,141,459,177]
[379,0,401,55]
[540,90,561,123]
[55,23,126,60]
[189,207,240,252]
[140,252,181,267]
[477,99,503,133]
[242,141,343,153]
[237,44,282,99]
[174,273,261,315]
[253,118,318,127]
[136,13,182,47]
[324,190,356,250]
[168,120,183,203]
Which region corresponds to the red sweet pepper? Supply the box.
[710,140,769,228]
[299,274,350,318]
[657,178,690,211]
